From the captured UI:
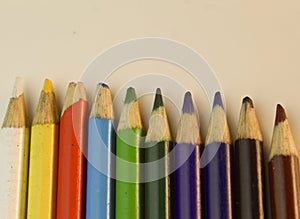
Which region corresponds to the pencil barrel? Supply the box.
[144,141,173,219]
[0,128,29,219]
[234,139,265,219]
[27,125,59,218]
[86,118,116,219]
[204,142,233,219]
[115,128,144,219]
[175,143,201,219]
[56,99,88,219]
[269,155,300,218]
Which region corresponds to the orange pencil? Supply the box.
[56,82,88,219]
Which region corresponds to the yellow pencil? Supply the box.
[27,79,59,219]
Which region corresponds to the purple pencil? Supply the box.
[175,92,202,219]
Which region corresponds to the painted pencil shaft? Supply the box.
[27,79,59,219]
[204,92,233,219]
[204,142,233,218]
[269,104,300,218]
[175,92,201,219]
[86,119,115,219]
[56,82,88,219]
[176,144,201,219]
[145,89,173,219]
[0,78,29,219]
[116,87,144,219]
[234,97,265,219]
[145,142,172,218]
[234,140,265,218]
[86,83,115,219]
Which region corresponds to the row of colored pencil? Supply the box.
[1,78,300,219]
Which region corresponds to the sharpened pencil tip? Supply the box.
[242,96,254,108]
[42,79,54,93]
[153,88,163,110]
[213,91,223,109]
[98,82,109,88]
[182,91,195,113]
[275,104,287,125]
[12,77,23,97]
[124,87,137,104]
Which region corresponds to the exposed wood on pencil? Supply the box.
[145,88,171,143]
[117,87,142,131]
[235,97,263,141]
[269,104,300,219]
[2,77,26,128]
[205,92,231,145]
[32,79,59,125]
[176,92,201,145]
[90,83,113,119]
[0,77,29,219]
[61,81,87,115]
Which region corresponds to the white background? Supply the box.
[0,1,300,154]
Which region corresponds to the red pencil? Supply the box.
[56,82,88,219]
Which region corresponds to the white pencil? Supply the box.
[0,78,29,219]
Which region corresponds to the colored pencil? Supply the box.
[115,87,144,219]
[56,82,88,219]
[27,79,59,219]
[203,91,233,219]
[144,88,173,219]
[269,104,300,218]
[234,97,265,218]
[0,78,29,219]
[86,83,116,219]
[175,91,202,219]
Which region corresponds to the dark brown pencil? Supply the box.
[234,97,265,219]
[269,104,300,219]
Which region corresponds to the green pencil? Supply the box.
[115,87,144,219]
[145,88,173,219]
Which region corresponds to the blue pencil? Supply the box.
[86,83,116,219]
[175,92,202,219]
[203,92,233,219]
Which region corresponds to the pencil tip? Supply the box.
[153,88,163,110]
[182,91,195,113]
[42,79,54,93]
[275,104,287,125]
[98,82,109,88]
[124,87,137,104]
[213,91,223,109]
[12,77,23,97]
[242,96,254,107]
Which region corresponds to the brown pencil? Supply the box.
[269,104,300,219]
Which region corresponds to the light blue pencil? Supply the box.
[86,83,116,219]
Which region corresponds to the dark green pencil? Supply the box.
[144,88,173,219]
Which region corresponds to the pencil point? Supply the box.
[124,87,137,104]
[275,104,287,125]
[42,79,54,93]
[12,77,23,98]
[182,91,195,113]
[242,96,254,107]
[153,88,163,111]
[213,91,223,109]
[99,82,109,88]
